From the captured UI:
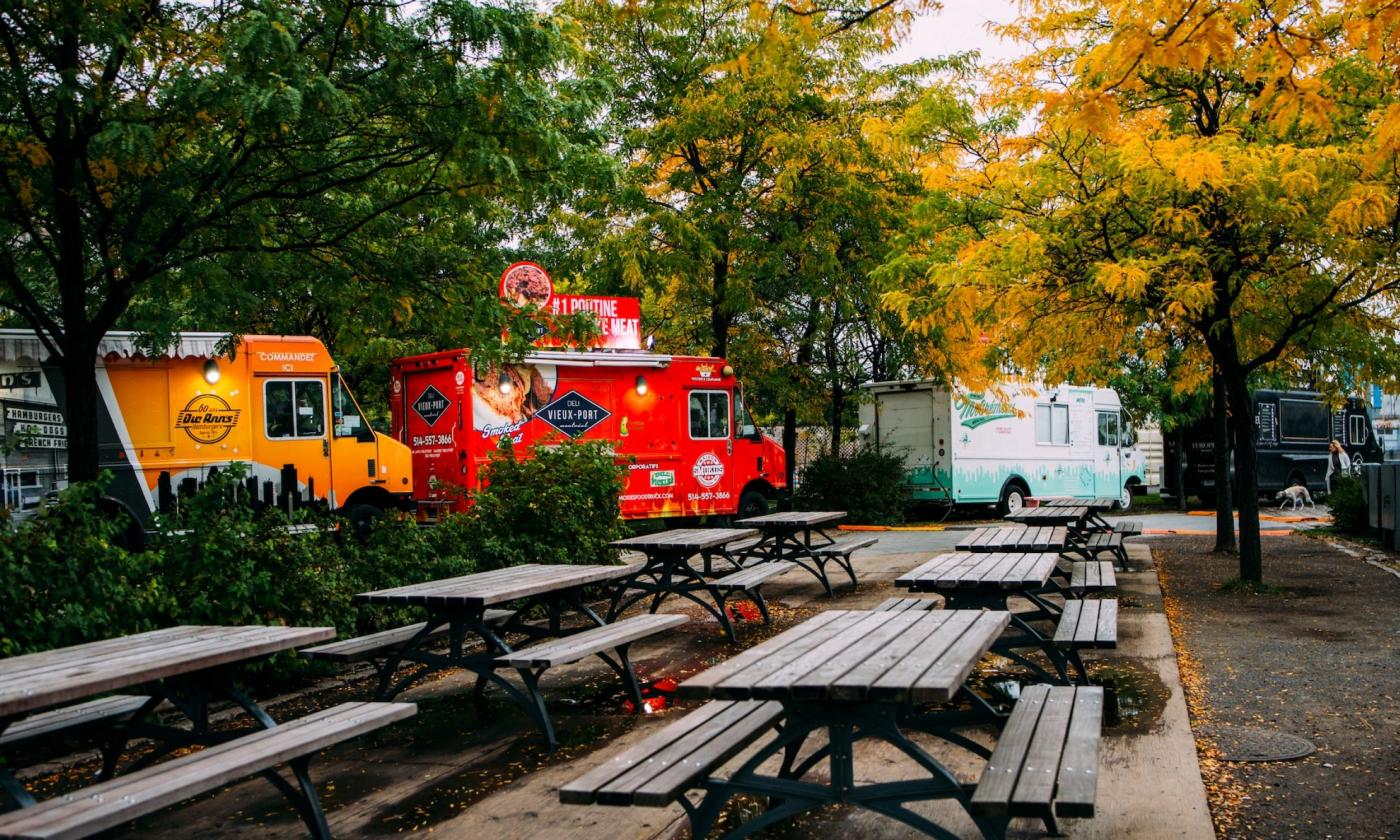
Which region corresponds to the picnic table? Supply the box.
[607,528,770,641]
[1033,497,1120,531]
[958,525,1069,553]
[1004,505,1090,528]
[733,510,870,594]
[895,552,1110,686]
[0,624,333,807]
[672,609,1012,837]
[354,563,638,744]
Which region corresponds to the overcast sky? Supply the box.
[889,1,1026,65]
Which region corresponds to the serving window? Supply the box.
[689,391,730,440]
[265,379,326,439]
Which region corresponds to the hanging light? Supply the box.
[202,358,221,384]
[498,371,513,395]
[635,375,648,396]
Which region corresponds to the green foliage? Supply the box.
[1328,474,1369,536]
[466,439,627,569]
[0,481,165,657]
[793,448,909,525]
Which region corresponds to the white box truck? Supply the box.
[858,380,1148,513]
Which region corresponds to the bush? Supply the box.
[465,439,627,568]
[1329,474,1368,535]
[0,481,166,657]
[793,447,909,525]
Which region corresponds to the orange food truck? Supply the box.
[389,349,788,520]
[0,330,413,528]
[390,259,787,521]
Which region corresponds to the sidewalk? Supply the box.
[122,534,1214,839]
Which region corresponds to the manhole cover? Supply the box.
[1198,725,1315,762]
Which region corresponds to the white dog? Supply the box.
[1275,485,1315,510]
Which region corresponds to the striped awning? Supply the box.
[0,330,231,363]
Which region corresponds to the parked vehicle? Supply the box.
[390,349,787,521]
[0,331,414,532]
[858,380,1147,512]
[1161,389,1382,504]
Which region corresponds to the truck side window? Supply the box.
[265,379,326,439]
[689,391,730,439]
[332,374,369,439]
[1035,403,1069,444]
[1350,415,1367,446]
[1097,412,1119,446]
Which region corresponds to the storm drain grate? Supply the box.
[1198,725,1316,762]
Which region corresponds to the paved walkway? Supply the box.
[125,533,1213,839]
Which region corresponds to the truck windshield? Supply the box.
[331,374,370,440]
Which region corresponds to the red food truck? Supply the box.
[389,349,788,521]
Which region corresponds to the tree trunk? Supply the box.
[59,344,102,483]
[710,254,730,359]
[1212,370,1236,553]
[1224,369,1263,582]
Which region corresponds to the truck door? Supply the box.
[1094,410,1122,499]
[329,373,382,508]
[685,388,736,515]
[257,376,331,509]
[401,364,462,502]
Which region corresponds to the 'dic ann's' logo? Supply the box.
[176,395,241,444]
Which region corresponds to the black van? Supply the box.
[1162,390,1383,504]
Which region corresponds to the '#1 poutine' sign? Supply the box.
[499,262,643,351]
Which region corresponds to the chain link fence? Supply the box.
[763,426,864,489]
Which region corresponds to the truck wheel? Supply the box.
[738,489,768,519]
[1117,484,1133,512]
[997,482,1028,516]
[341,503,385,539]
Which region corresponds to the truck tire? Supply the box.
[997,481,1029,516]
[738,489,769,519]
[341,503,385,539]
[1117,483,1134,512]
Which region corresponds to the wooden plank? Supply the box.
[677,611,849,699]
[1095,599,1119,647]
[0,626,333,718]
[830,612,957,702]
[0,702,415,840]
[0,696,150,749]
[1073,601,1101,647]
[1053,601,1085,648]
[971,684,1051,813]
[867,611,982,702]
[745,611,904,698]
[559,699,749,804]
[908,612,1011,704]
[496,615,687,668]
[605,701,784,806]
[1055,687,1104,817]
[787,612,931,700]
[711,562,792,590]
[0,627,212,680]
[1011,685,1076,810]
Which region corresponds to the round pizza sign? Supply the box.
[692,452,725,488]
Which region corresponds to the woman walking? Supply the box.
[1326,439,1351,495]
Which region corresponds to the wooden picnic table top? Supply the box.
[1003,506,1089,524]
[678,609,1009,705]
[735,510,846,528]
[0,625,333,719]
[608,528,759,553]
[1035,497,1117,510]
[895,551,1060,591]
[356,563,633,609]
[957,525,1068,552]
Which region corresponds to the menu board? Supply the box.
[1332,411,1346,443]
[1256,402,1277,444]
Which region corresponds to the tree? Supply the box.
[0,0,602,480]
[884,1,1400,583]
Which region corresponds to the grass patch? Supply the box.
[1218,577,1289,595]
[1302,526,1384,549]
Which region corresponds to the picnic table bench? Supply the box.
[334,563,681,748]
[896,552,1117,686]
[0,625,412,838]
[564,608,1104,838]
[730,511,875,595]
[608,529,789,641]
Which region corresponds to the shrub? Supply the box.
[0,480,166,657]
[1329,474,1368,536]
[793,447,909,525]
[465,439,627,568]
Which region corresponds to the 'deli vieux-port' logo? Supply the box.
[176,395,241,444]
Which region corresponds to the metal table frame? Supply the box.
[607,529,759,642]
[732,511,849,595]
